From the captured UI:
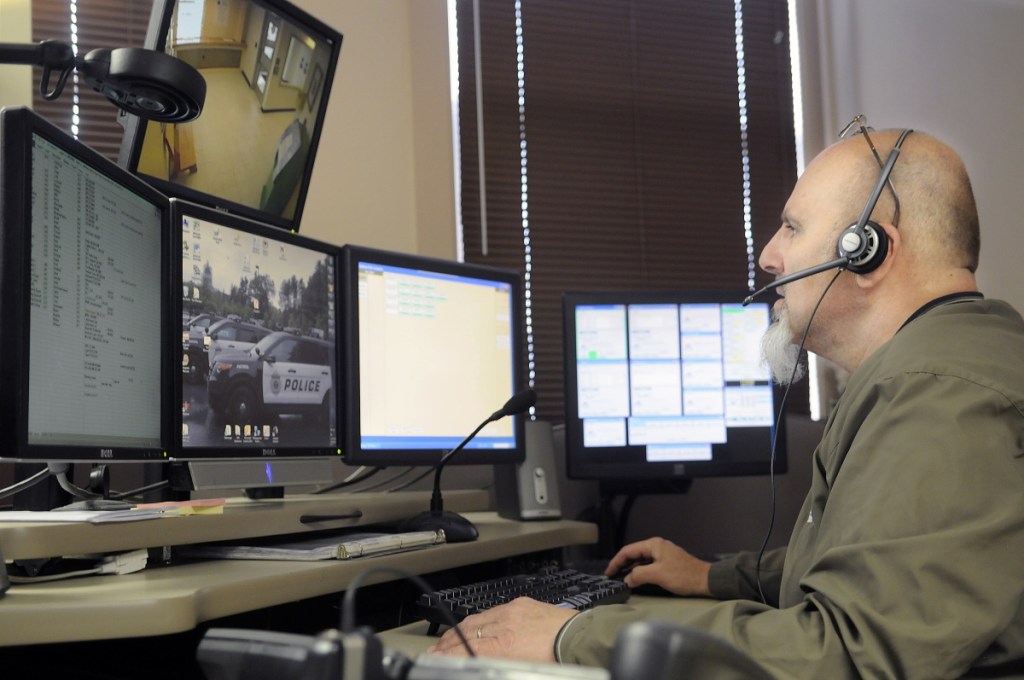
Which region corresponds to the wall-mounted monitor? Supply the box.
[562,291,786,490]
[341,246,526,468]
[0,106,170,462]
[118,0,342,232]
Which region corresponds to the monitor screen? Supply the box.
[118,0,342,232]
[562,291,786,486]
[342,246,526,467]
[0,107,170,462]
[173,199,339,460]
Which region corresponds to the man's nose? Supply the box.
[758,230,784,276]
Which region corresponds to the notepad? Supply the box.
[0,508,170,524]
[0,498,226,524]
[178,529,446,561]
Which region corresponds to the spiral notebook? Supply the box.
[178,529,446,561]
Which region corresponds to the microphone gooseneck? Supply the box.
[742,256,851,306]
[400,388,537,542]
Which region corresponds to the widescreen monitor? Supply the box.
[118,0,342,232]
[172,199,339,471]
[341,246,526,467]
[0,106,170,462]
[562,291,786,489]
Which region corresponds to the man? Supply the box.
[428,125,1024,677]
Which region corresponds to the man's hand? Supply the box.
[427,597,577,662]
[605,537,713,597]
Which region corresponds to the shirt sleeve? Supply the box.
[560,371,1024,678]
[707,547,786,605]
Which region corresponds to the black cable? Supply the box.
[108,480,171,501]
[312,467,384,495]
[354,467,417,493]
[385,466,435,493]
[0,467,53,502]
[340,565,476,657]
[755,269,843,606]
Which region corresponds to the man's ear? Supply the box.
[854,222,900,289]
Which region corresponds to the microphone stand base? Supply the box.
[398,510,479,543]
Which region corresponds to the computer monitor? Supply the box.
[562,290,786,491]
[0,106,170,463]
[341,246,526,468]
[118,0,342,232]
[171,199,340,491]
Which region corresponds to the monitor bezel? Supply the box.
[117,0,343,233]
[0,106,172,463]
[562,289,787,483]
[169,198,342,461]
[341,245,527,468]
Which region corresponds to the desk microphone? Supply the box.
[742,256,851,306]
[399,388,537,543]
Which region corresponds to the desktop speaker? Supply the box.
[1,544,9,598]
[495,420,562,521]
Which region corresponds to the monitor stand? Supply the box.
[595,479,693,557]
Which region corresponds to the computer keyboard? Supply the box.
[416,567,630,635]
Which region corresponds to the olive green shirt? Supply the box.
[558,298,1024,678]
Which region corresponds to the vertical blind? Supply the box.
[456,0,801,422]
[32,0,154,162]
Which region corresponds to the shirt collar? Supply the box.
[899,291,984,332]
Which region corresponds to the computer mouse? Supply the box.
[612,557,652,580]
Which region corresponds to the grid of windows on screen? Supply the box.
[563,292,785,481]
[0,107,168,461]
[175,201,338,456]
[342,246,525,467]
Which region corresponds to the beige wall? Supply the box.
[290,0,457,260]
[0,0,34,108]
[0,1,455,257]
[797,0,1024,314]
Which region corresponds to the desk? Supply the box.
[0,495,597,647]
[376,596,720,660]
[0,490,489,561]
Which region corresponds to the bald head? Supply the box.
[822,129,980,273]
[764,126,982,372]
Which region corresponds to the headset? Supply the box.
[743,127,914,305]
[747,124,914,602]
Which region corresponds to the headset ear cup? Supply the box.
[839,221,889,275]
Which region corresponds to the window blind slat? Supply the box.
[457,0,799,422]
[32,0,153,162]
